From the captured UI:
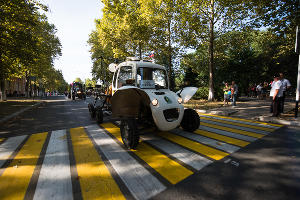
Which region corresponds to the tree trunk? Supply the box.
[0,79,7,101]
[25,71,29,98]
[208,0,215,101]
[167,19,174,90]
[138,42,142,60]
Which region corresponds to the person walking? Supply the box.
[279,72,291,113]
[231,81,238,106]
[270,74,283,117]
[223,82,230,106]
[256,83,263,99]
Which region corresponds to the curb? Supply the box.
[197,109,238,116]
[0,101,43,124]
[197,108,300,127]
[257,116,300,127]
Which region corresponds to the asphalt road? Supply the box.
[0,96,299,200]
[0,96,95,137]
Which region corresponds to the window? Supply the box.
[117,66,134,88]
[137,67,168,89]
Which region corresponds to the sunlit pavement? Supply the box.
[0,96,299,200]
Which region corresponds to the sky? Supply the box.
[41,0,104,84]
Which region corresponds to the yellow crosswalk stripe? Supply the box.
[101,123,193,185]
[194,129,250,147]
[157,132,229,160]
[0,132,47,200]
[201,121,264,138]
[199,113,282,127]
[201,116,274,132]
[70,127,125,200]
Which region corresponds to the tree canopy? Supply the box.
[86,0,299,100]
[0,0,64,99]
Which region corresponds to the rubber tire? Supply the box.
[95,108,103,124]
[120,119,139,149]
[68,93,71,99]
[88,103,95,118]
[72,95,75,100]
[180,109,200,132]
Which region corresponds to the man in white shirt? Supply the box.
[270,74,283,117]
[256,83,263,99]
[279,73,291,113]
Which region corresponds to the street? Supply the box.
[0,96,299,200]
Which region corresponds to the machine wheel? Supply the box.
[120,118,139,149]
[88,103,95,118]
[180,109,200,132]
[68,93,71,99]
[72,94,75,100]
[95,108,103,124]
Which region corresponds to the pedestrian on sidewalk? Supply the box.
[256,83,263,99]
[231,81,238,106]
[279,72,291,113]
[223,82,230,106]
[262,81,269,99]
[269,74,283,117]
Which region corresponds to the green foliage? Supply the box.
[0,0,64,96]
[85,78,96,88]
[194,87,209,100]
[74,78,83,83]
[182,28,298,98]
[89,0,184,89]
[88,0,298,99]
[44,69,68,93]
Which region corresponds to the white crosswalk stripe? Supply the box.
[87,124,166,200]
[141,134,213,170]
[33,130,72,200]
[0,135,27,168]
[198,114,280,129]
[200,118,269,135]
[0,114,280,200]
[171,129,240,153]
[199,125,257,142]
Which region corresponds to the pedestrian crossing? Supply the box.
[0,114,283,200]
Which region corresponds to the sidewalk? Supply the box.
[0,98,43,124]
[197,97,300,126]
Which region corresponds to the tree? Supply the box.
[178,0,255,100]
[248,0,300,35]
[0,0,62,100]
[90,0,185,90]
[85,78,96,88]
[43,68,68,93]
[139,0,189,90]
[88,30,115,83]
[74,77,83,83]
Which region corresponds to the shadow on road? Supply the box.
[0,97,95,138]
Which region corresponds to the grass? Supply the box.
[183,99,224,110]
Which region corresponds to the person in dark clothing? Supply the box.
[279,73,291,113]
[270,74,283,117]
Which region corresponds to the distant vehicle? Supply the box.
[68,82,86,100]
[86,87,94,97]
[89,57,200,149]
